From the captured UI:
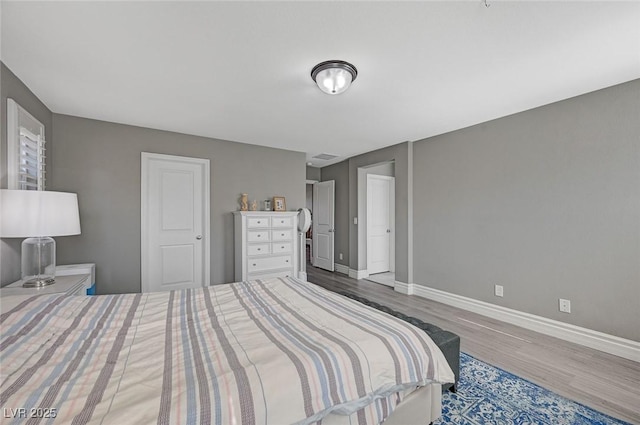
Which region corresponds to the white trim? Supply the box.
[141,152,210,293]
[395,282,640,362]
[7,98,46,190]
[7,99,20,189]
[334,263,350,275]
[348,268,369,280]
[406,142,414,284]
[394,281,414,295]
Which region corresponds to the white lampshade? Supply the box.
[0,189,81,237]
[1,190,81,287]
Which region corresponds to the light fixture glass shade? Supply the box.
[311,60,358,95]
[0,190,81,286]
[315,68,353,95]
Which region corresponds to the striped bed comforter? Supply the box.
[0,277,454,425]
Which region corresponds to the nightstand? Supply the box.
[57,263,96,295]
[2,273,91,296]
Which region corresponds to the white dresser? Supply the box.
[234,211,299,281]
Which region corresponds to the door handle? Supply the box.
[196,235,203,240]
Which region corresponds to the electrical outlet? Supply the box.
[559,299,571,313]
[339,253,343,260]
[353,217,358,225]
[494,285,504,297]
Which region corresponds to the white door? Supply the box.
[313,180,335,271]
[141,153,210,293]
[367,175,394,275]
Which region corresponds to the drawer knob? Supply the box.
[257,248,261,251]
[281,233,285,236]
[257,235,261,237]
[252,263,257,266]
[281,246,285,249]
[257,221,261,224]
[285,260,289,263]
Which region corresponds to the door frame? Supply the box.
[357,161,396,279]
[141,152,211,293]
[306,179,318,265]
[366,174,395,274]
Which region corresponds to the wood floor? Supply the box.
[306,266,640,424]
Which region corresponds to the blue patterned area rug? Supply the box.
[434,353,631,425]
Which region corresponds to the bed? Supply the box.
[0,276,454,425]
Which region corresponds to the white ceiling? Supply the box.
[2,1,639,167]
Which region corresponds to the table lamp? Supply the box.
[0,189,81,287]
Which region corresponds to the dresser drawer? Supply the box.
[247,243,271,256]
[247,255,293,273]
[272,242,292,254]
[271,229,293,241]
[247,216,270,228]
[248,270,293,280]
[247,230,269,242]
[272,216,293,228]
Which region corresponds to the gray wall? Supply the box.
[306,184,313,212]
[412,79,640,341]
[320,160,350,268]
[306,166,321,181]
[51,114,305,294]
[0,63,53,286]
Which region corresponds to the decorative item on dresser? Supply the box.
[273,196,286,211]
[263,199,272,211]
[234,211,301,281]
[239,193,249,211]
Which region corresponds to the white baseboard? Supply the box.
[334,263,350,275]
[394,281,413,295]
[395,282,640,363]
[348,269,369,280]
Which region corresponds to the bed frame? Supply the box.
[322,384,442,425]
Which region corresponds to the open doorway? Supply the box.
[305,180,315,264]
[358,161,396,287]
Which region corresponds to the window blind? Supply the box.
[17,127,46,190]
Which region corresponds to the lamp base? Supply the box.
[22,277,56,288]
[21,236,56,286]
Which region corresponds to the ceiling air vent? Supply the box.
[312,153,338,161]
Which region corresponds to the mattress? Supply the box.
[0,277,454,424]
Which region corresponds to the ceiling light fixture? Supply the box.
[311,60,358,95]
